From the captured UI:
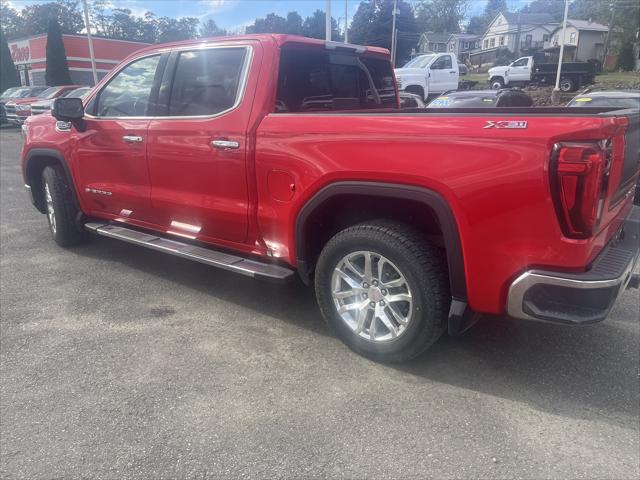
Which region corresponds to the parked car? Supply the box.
[5,85,81,125]
[488,56,596,92]
[427,89,533,108]
[1,86,48,124]
[22,34,639,362]
[567,90,640,109]
[394,52,460,100]
[31,86,91,116]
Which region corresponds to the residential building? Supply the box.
[7,34,149,87]
[417,32,451,53]
[447,33,481,62]
[544,20,609,62]
[480,12,558,56]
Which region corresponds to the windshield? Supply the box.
[0,87,22,99]
[401,55,435,69]
[38,87,62,99]
[568,96,640,109]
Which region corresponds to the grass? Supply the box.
[462,71,640,90]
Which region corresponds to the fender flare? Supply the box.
[23,147,81,213]
[294,181,477,334]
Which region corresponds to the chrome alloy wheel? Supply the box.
[331,251,413,342]
[44,182,56,235]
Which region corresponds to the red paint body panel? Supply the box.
[21,34,639,317]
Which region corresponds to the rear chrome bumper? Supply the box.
[507,205,640,325]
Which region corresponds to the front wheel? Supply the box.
[490,77,505,90]
[314,221,450,363]
[41,165,88,247]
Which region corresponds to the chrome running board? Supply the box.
[85,222,295,283]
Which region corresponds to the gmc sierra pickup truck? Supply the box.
[21,35,640,362]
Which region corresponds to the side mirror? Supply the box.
[52,97,84,122]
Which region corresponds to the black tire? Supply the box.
[559,77,575,92]
[490,77,505,90]
[405,85,425,101]
[315,220,450,363]
[41,165,88,247]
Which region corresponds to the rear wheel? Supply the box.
[314,221,450,363]
[41,165,88,247]
[559,77,576,92]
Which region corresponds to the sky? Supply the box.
[4,0,531,33]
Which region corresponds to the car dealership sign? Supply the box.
[10,40,31,64]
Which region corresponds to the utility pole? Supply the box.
[552,0,570,103]
[603,2,616,65]
[326,0,332,41]
[390,0,398,66]
[82,0,98,86]
[344,0,348,43]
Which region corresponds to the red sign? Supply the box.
[10,42,30,63]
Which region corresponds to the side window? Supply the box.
[167,48,247,116]
[432,55,452,70]
[512,58,528,67]
[94,55,160,117]
[275,47,396,113]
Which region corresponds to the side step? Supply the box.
[85,222,295,283]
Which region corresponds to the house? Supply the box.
[480,12,558,56]
[447,34,481,62]
[543,20,609,62]
[417,32,451,53]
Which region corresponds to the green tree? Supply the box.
[156,16,199,43]
[246,13,287,34]
[199,19,227,38]
[302,9,342,40]
[0,1,25,39]
[285,11,304,35]
[45,18,72,85]
[521,0,564,21]
[465,16,486,35]
[19,0,84,36]
[416,0,468,34]
[617,41,635,71]
[349,0,417,62]
[0,29,19,92]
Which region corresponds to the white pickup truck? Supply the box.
[394,53,459,101]
[488,56,596,92]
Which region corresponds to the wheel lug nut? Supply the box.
[379,300,385,306]
[363,293,368,298]
[363,282,369,288]
[370,301,375,307]
[372,280,378,286]
[381,289,387,295]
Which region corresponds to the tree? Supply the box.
[465,15,486,35]
[617,41,635,71]
[521,0,564,22]
[0,2,25,39]
[285,11,303,36]
[0,29,19,92]
[464,0,506,35]
[349,0,418,63]
[156,16,199,43]
[19,0,84,36]
[45,18,72,85]
[246,13,287,34]
[416,0,467,34]
[302,9,342,40]
[200,19,227,38]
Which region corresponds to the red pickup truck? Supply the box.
[21,35,640,362]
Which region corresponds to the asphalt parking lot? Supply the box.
[1,126,639,479]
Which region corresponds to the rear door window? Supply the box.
[276,46,396,113]
[167,47,247,117]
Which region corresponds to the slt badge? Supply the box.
[484,120,528,129]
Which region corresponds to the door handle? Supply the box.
[211,139,240,150]
[122,135,143,144]
[449,71,456,74]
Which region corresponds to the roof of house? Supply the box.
[419,32,452,44]
[566,19,609,32]
[449,33,480,41]
[501,12,558,25]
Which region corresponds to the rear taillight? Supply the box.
[550,141,612,239]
